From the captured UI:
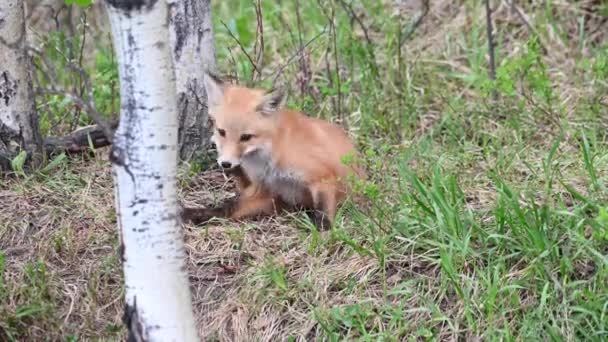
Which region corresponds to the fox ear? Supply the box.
[257,88,286,115]
[203,70,224,107]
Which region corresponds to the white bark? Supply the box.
[104,0,198,341]
[0,0,41,170]
[168,0,217,161]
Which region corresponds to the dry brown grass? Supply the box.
[0,150,427,340]
[0,150,122,340]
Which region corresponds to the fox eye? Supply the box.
[240,133,254,142]
[217,129,226,137]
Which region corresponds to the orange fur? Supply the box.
[184,72,363,229]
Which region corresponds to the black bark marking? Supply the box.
[106,0,158,14]
[169,0,190,61]
[0,71,18,107]
[128,197,149,208]
[118,240,126,262]
[109,145,136,183]
[123,297,148,342]
[133,210,139,216]
[177,80,212,160]
[112,25,147,191]
[170,0,215,160]
[154,41,165,50]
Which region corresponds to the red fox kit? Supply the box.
[182,72,362,229]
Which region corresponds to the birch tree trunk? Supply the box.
[104,1,198,340]
[168,0,217,161]
[0,0,42,171]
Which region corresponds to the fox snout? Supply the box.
[218,157,239,170]
[213,138,242,170]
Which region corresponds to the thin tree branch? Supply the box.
[220,20,261,79]
[330,4,344,127]
[337,0,378,78]
[506,0,548,55]
[28,45,114,142]
[253,0,264,82]
[294,0,308,101]
[316,0,344,125]
[226,47,240,83]
[71,11,89,132]
[37,87,114,141]
[270,28,327,88]
[44,121,118,155]
[399,0,429,47]
[336,0,373,46]
[485,0,498,101]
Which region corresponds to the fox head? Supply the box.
[203,72,286,170]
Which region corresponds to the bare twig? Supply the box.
[294,0,304,52]
[44,121,119,155]
[226,47,240,83]
[66,5,76,61]
[506,0,548,55]
[294,0,310,102]
[517,72,561,129]
[71,12,89,132]
[276,1,296,47]
[253,0,265,81]
[337,0,378,77]
[189,82,210,111]
[29,44,114,141]
[397,22,404,140]
[52,5,64,31]
[399,0,429,47]
[317,0,343,125]
[485,0,498,101]
[336,0,373,46]
[270,28,327,88]
[109,32,117,117]
[220,20,261,80]
[37,88,114,141]
[330,4,344,127]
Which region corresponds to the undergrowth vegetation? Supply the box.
[1,0,607,340]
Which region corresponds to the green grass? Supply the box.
[206,0,608,339]
[2,0,607,340]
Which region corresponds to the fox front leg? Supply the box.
[181,197,238,225]
[308,183,340,230]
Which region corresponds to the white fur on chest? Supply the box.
[241,150,308,205]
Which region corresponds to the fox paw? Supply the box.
[306,210,332,230]
[181,206,218,225]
